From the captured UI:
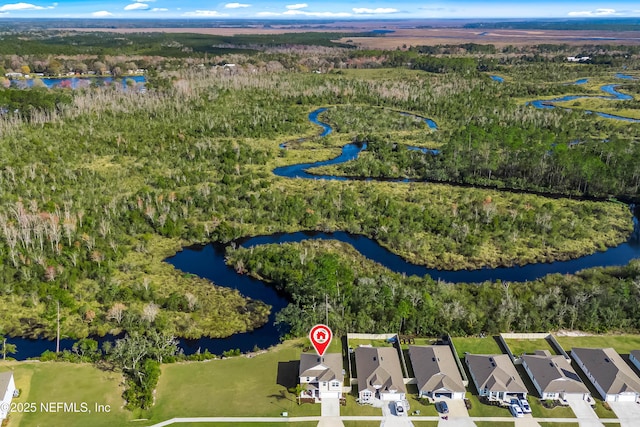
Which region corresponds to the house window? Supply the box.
[331,381,340,388]
[306,377,310,382]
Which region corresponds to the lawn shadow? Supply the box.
[277,360,300,389]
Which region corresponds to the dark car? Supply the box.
[435,401,449,414]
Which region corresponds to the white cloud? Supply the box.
[256,11,280,16]
[150,7,167,11]
[568,8,618,16]
[124,2,149,10]
[0,2,47,11]
[225,2,250,8]
[282,9,350,16]
[285,3,307,9]
[182,9,227,16]
[137,0,156,2]
[352,7,398,14]
[91,10,113,17]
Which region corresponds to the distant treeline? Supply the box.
[464,18,640,32]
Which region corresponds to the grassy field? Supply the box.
[555,335,640,354]
[474,422,514,427]
[147,339,320,423]
[539,423,579,427]
[1,361,131,427]
[504,338,557,356]
[465,394,512,418]
[451,337,503,358]
[340,393,382,416]
[528,398,576,418]
[593,400,618,419]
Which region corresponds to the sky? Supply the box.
[0,0,639,20]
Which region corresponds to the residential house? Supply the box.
[571,347,640,402]
[409,345,466,400]
[465,354,527,402]
[522,350,590,400]
[355,346,406,403]
[299,353,344,401]
[0,372,16,421]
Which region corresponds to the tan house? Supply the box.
[299,353,344,401]
[409,345,466,400]
[572,347,640,402]
[465,354,527,402]
[522,350,590,401]
[0,372,16,421]
[355,346,406,403]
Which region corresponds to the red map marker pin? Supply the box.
[309,324,332,357]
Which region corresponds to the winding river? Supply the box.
[9,77,640,359]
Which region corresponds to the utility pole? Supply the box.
[325,293,328,326]
[56,300,60,353]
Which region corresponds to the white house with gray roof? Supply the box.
[299,353,344,401]
[522,350,590,400]
[409,345,466,400]
[355,346,406,403]
[465,354,527,402]
[0,372,16,421]
[571,347,640,402]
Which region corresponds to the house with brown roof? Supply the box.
[409,345,466,400]
[571,347,640,402]
[522,350,590,401]
[465,354,527,402]
[0,372,16,422]
[355,346,406,403]
[299,353,344,401]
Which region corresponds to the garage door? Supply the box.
[321,392,340,399]
[616,394,636,402]
[435,393,452,398]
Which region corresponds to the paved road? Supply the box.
[565,395,605,427]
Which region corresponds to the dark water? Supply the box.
[528,83,640,122]
[9,82,640,359]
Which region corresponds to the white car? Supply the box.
[510,404,524,418]
[395,401,406,416]
[519,399,532,413]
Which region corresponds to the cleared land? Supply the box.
[148,339,320,423]
[555,334,640,353]
[1,361,130,427]
[504,338,558,356]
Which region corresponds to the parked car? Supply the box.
[395,401,406,416]
[519,399,532,413]
[510,404,524,418]
[435,401,449,414]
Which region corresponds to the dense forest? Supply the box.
[0,33,637,344]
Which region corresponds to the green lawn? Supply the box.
[539,423,579,427]
[593,400,617,419]
[147,339,321,423]
[504,338,557,357]
[405,385,438,416]
[529,398,576,418]
[343,422,384,427]
[465,394,512,418]
[555,335,640,354]
[169,424,318,427]
[475,422,514,427]
[451,337,503,358]
[410,422,439,427]
[1,361,131,427]
[340,393,382,416]
[399,338,437,350]
[349,338,395,348]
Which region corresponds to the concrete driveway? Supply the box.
[565,395,604,427]
[317,398,344,427]
[436,399,475,427]
[380,401,414,427]
[609,401,640,427]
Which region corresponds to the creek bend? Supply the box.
[10,82,640,359]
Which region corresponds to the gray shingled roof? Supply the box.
[466,354,527,394]
[572,348,640,395]
[630,350,640,363]
[522,350,588,394]
[409,345,465,394]
[0,372,13,395]
[355,346,406,395]
[299,353,344,383]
